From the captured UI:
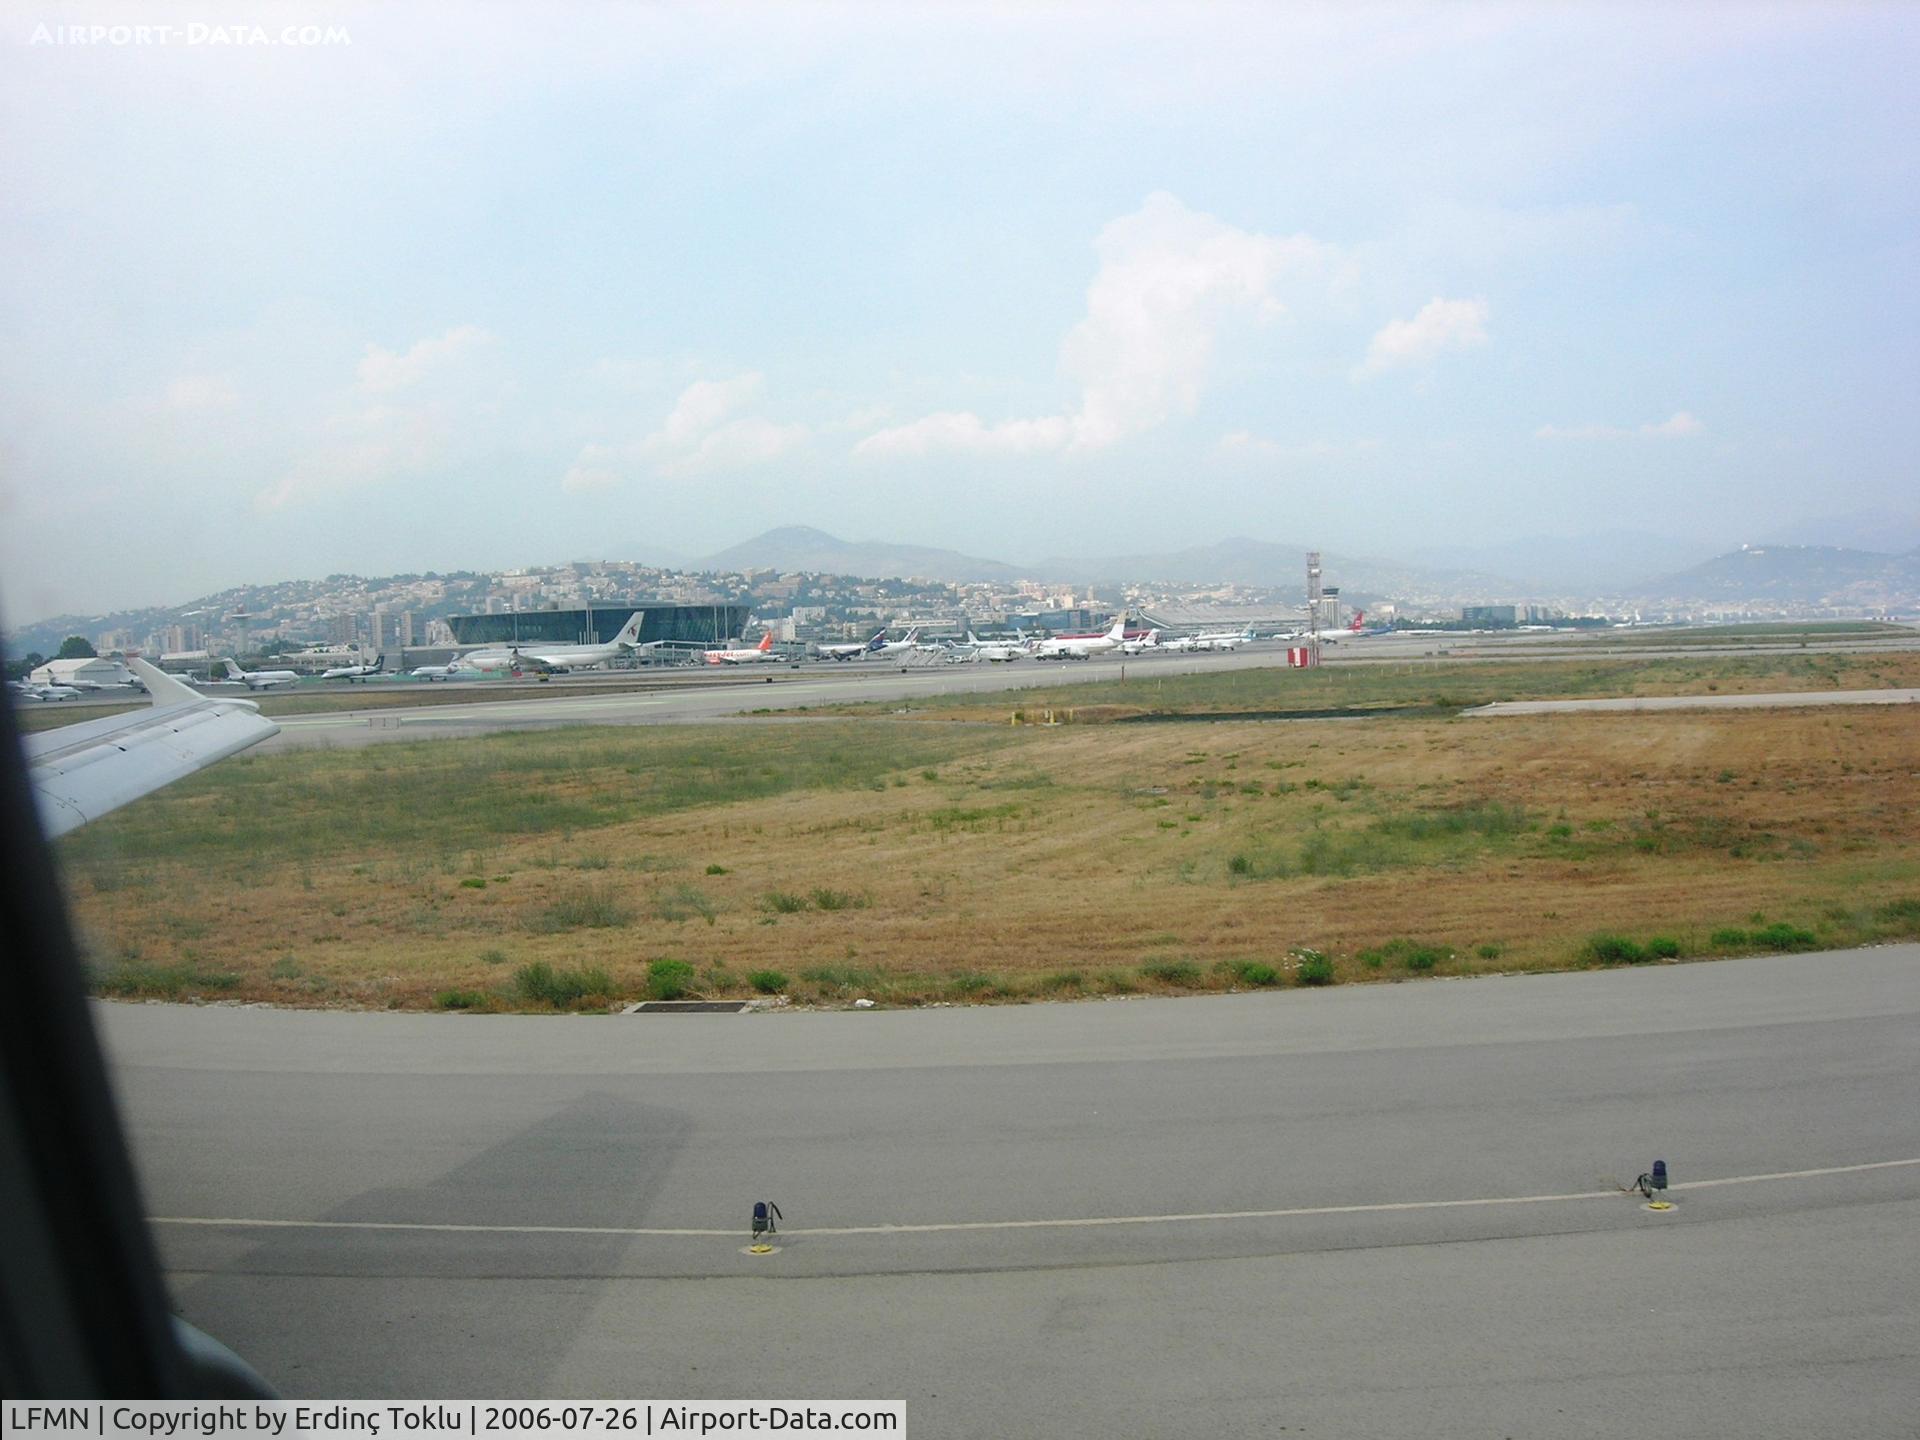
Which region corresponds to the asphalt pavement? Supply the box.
[253,646,1309,751]
[102,946,1920,1436]
[249,630,1920,752]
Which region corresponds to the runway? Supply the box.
[254,647,1298,751]
[105,946,1920,1435]
[248,627,1920,752]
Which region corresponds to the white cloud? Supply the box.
[560,443,624,495]
[355,324,495,393]
[668,416,810,476]
[1065,192,1327,445]
[257,405,452,512]
[858,192,1332,459]
[1535,409,1704,441]
[1354,297,1489,378]
[646,373,808,475]
[1643,410,1703,438]
[256,325,500,511]
[562,373,808,489]
[648,373,765,451]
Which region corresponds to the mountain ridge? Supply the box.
[1626,543,1920,604]
[695,526,1027,585]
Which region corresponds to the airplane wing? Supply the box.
[23,658,280,838]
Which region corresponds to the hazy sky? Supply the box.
[2,1,1915,623]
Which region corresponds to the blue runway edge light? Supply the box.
[1636,1160,1671,1201]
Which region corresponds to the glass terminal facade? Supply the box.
[447,604,750,648]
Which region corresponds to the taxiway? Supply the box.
[108,946,1920,1436]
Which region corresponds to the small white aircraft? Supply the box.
[320,653,388,682]
[1119,629,1164,655]
[410,661,476,681]
[219,658,301,690]
[465,611,653,675]
[703,632,780,665]
[1033,616,1128,660]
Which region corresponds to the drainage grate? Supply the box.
[629,1000,749,1014]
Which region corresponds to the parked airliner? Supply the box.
[1033,616,1128,660]
[1317,612,1386,643]
[465,612,652,675]
[817,629,888,661]
[703,633,780,665]
[871,627,922,658]
[1192,625,1255,651]
[965,631,1029,662]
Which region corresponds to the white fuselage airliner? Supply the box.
[1033,616,1128,660]
[816,629,888,661]
[868,627,921,659]
[1316,611,1385,643]
[959,631,1030,662]
[464,612,652,675]
[703,633,780,665]
[1192,625,1254,651]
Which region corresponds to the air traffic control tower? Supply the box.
[447,603,750,649]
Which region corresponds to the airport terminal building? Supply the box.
[446,603,749,649]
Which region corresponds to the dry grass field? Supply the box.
[55,696,1920,1010]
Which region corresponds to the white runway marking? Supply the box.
[150,1156,1920,1240]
